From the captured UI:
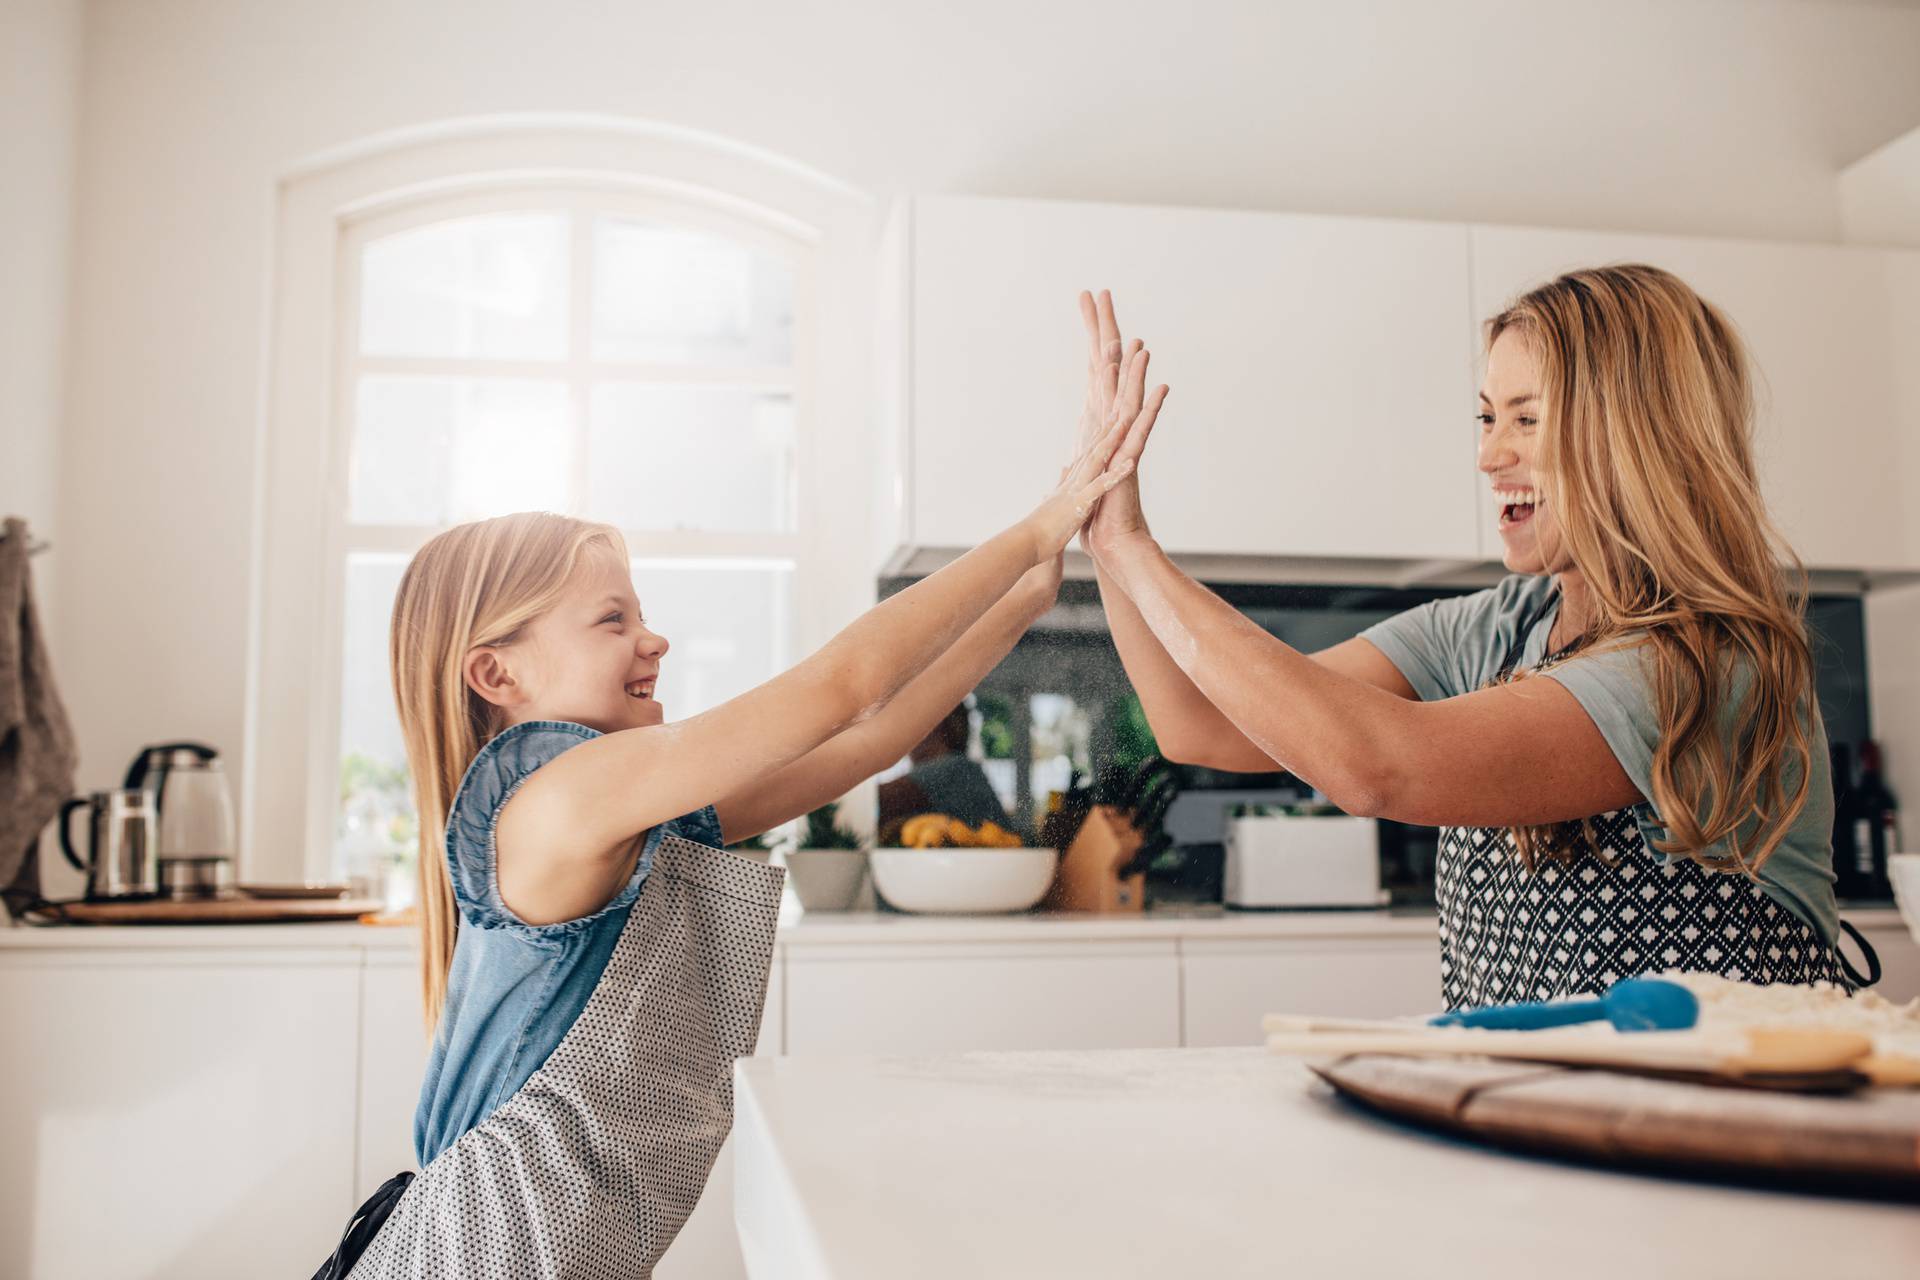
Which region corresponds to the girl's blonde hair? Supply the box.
[390,512,628,1029]
[1489,264,1816,877]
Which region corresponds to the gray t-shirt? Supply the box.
[1359,573,1838,944]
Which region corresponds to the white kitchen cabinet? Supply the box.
[785,939,1181,1054]
[1469,226,1920,571]
[1181,932,1444,1046]
[0,945,360,1280]
[1888,251,1920,562]
[895,195,1482,562]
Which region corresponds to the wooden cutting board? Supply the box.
[1313,1054,1920,1195]
[29,896,383,925]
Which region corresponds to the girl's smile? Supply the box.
[490,547,672,734]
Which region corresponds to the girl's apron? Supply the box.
[1435,595,1871,1011]
[316,833,785,1280]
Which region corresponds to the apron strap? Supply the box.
[312,1170,415,1280]
[1835,917,1882,989]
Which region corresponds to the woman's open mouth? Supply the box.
[1495,487,1540,529]
[624,679,655,701]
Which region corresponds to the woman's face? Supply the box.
[473,546,671,734]
[1478,327,1571,576]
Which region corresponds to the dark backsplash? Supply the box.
[880,576,1877,906]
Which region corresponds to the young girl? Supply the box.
[311,387,1155,1278]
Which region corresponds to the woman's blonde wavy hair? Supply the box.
[390,512,628,1030]
[1489,264,1816,877]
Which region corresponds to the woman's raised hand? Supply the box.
[1075,290,1168,557]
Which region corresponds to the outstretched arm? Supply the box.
[713,556,1061,843]
[1094,531,1638,824]
[497,389,1151,923]
[1074,291,1416,772]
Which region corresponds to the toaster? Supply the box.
[1223,811,1387,909]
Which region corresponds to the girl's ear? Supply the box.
[464,646,523,710]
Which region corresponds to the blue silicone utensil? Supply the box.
[1429,976,1700,1032]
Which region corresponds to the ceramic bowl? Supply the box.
[869,847,1057,914]
[1890,853,1920,946]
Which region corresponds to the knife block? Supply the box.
[1043,805,1146,913]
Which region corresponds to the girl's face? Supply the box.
[473,546,670,734]
[1477,327,1571,577]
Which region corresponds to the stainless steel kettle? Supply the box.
[126,742,237,900]
[59,789,160,900]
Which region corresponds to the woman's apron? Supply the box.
[1435,596,1865,1011]
[316,833,785,1280]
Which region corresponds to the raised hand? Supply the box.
[1075,290,1168,557]
[1024,405,1138,561]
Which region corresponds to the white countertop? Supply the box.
[1,905,1907,953]
[731,1047,1920,1280]
[0,905,1440,952]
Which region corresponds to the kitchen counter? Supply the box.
[731,1047,1920,1280]
[0,905,1444,951]
[0,904,1907,950]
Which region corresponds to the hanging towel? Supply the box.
[0,518,77,914]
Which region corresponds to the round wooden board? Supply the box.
[31,896,383,925]
[1312,1053,1920,1195]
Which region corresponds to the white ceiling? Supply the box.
[76,0,1920,242]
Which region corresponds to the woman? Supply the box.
[1076,271,1870,1008]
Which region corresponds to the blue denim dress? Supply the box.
[412,718,724,1165]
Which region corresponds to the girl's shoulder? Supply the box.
[442,720,721,931]
[443,721,604,930]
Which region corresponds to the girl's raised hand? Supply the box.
[1023,402,1138,562]
[1075,290,1169,556]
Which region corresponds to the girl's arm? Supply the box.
[497,412,1148,923]
[712,555,1061,843]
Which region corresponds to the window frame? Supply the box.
[251,119,878,885]
[321,184,814,880]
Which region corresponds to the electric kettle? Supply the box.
[125,742,238,900]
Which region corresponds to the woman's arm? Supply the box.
[711,556,1061,843]
[1095,531,1639,824]
[1098,562,1415,770]
[497,405,1147,922]
[1073,291,1415,773]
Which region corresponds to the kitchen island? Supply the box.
[732,1047,1920,1280]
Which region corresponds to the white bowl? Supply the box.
[785,848,868,912]
[869,847,1057,914]
[1890,853,1920,946]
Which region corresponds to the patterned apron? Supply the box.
[1436,596,1851,1011]
[316,833,785,1279]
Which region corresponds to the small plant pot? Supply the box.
[786,848,869,912]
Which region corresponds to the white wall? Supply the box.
[49,0,1920,845]
[3,0,84,900]
[1841,122,1920,247]
[1,0,82,628]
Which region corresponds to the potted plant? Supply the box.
[786,802,868,912]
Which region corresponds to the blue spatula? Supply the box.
[1429,976,1699,1032]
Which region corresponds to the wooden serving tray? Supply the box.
[1313,1054,1920,1194]
[30,896,383,925]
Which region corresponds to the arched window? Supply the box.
[334,188,809,893]
[250,119,875,889]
